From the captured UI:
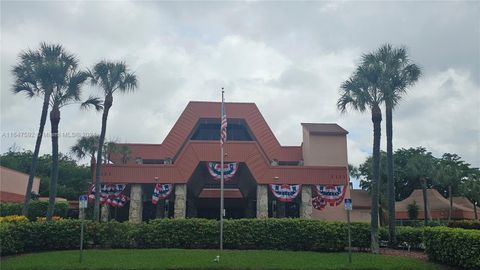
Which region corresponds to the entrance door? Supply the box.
[196,198,247,219]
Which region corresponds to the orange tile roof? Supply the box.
[101,101,348,185]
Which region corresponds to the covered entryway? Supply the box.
[186,162,257,219]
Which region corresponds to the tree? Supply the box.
[338,55,384,253]
[436,153,470,222]
[11,43,75,216]
[88,61,137,221]
[0,150,90,200]
[404,147,436,226]
[118,145,132,164]
[70,135,100,177]
[375,44,421,245]
[461,171,480,220]
[407,201,419,221]
[45,53,102,220]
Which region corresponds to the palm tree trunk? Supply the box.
[371,104,382,254]
[421,178,430,226]
[46,106,60,220]
[448,185,453,222]
[386,105,396,246]
[22,92,51,216]
[90,156,95,180]
[93,94,113,221]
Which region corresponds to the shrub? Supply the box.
[396,226,424,249]
[0,201,68,220]
[448,220,480,230]
[424,227,480,269]
[0,218,372,256]
[407,201,419,220]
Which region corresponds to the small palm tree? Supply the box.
[88,61,137,221]
[70,135,100,177]
[373,44,421,245]
[338,56,384,253]
[12,43,77,216]
[436,153,468,222]
[118,144,132,164]
[405,147,435,225]
[461,172,480,220]
[45,58,102,220]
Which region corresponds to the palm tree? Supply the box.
[89,61,137,221]
[70,135,100,177]
[375,44,421,246]
[436,153,468,222]
[12,43,77,216]
[45,59,102,220]
[405,147,435,226]
[461,171,480,220]
[118,145,132,164]
[338,56,383,253]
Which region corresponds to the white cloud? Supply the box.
[1,1,478,169]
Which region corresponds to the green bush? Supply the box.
[396,226,424,249]
[424,227,480,269]
[0,201,68,220]
[0,218,372,256]
[448,220,480,230]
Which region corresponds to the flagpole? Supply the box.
[220,88,225,257]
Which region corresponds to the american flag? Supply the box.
[220,91,227,145]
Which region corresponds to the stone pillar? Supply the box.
[101,204,109,222]
[174,184,187,218]
[256,184,268,218]
[129,184,143,223]
[300,185,313,219]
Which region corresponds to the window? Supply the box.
[190,119,253,141]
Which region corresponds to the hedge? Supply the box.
[448,220,480,230]
[0,201,68,220]
[424,227,480,269]
[0,219,372,256]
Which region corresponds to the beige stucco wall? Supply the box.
[0,166,40,195]
[302,127,348,167]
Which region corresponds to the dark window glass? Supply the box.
[191,121,253,141]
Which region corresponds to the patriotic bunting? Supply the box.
[152,183,174,205]
[269,184,301,202]
[312,184,347,210]
[88,184,129,207]
[207,162,238,181]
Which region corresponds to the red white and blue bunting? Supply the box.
[88,184,129,207]
[207,162,238,181]
[312,185,347,210]
[269,184,301,202]
[152,183,174,205]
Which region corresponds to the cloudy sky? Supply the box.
[1,1,479,171]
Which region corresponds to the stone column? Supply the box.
[300,185,313,219]
[174,184,187,218]
[101,204,109,222]
[256,184,268,218]
[129,184,143,223]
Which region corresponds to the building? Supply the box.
[0,166,40,203]
[97,101,352,222]
[395,189,476,220]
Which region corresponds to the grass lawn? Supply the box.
[1,249,451,270]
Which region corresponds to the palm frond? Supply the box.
[81,96,104,111]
